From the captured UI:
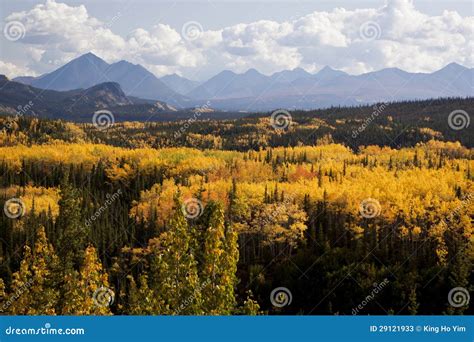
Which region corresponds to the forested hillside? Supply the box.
[0,132,472,314]
[1,98,472,149]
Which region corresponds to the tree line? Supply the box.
[0,136,471,315]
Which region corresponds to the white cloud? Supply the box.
[284,9,351,47]
[126,25,200,68]
[1,0,473,78]
[0,60,36,78]
[219,20,300,74]
[4,0,126,69]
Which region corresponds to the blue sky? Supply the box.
[1,0,473,80]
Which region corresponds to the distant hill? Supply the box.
[160,74,200,95]
[2,96,472,148]
[187,69,270,101]
[12,76,36,85]
[61,82,133,113]
[0,75,176,120]
[270,67,313,83]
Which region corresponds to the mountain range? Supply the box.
[8,52,474,112]
[0,75,176,121]
[13,53,189,108]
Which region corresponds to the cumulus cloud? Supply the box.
[3,0,126,70]
[0,60,37,78]
[127,25,201,67]
[2,0,199,75]
[1,0,473,78]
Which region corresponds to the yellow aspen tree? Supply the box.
[150,197,202,314]
[61,246,112,315]
[9,227,59,314]
[126,274,167,315]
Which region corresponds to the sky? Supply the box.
[0,0,473,80]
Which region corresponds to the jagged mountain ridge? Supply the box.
[13,53,189,108]
[11,52,473,111]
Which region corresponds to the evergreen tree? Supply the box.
[407,287,419,315]
[56,176,89,271]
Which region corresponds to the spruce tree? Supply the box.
[56,176,89,271]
